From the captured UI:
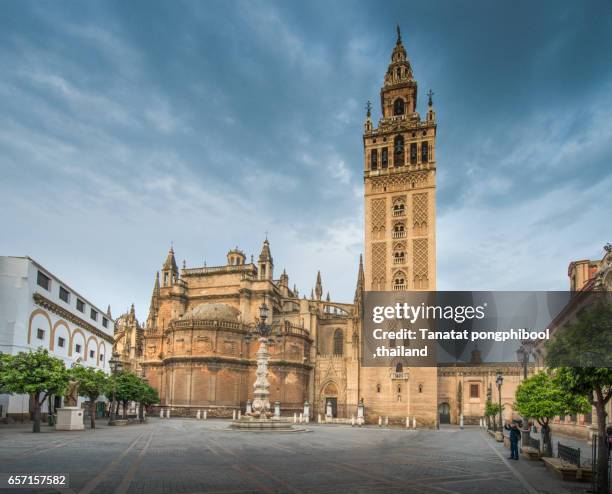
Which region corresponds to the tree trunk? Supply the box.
[595,402,609,494]
[89,401,96,429]
[139,402,144,422]
[32,393,41,433]
[540,421,552,457]
[122,401,127,419]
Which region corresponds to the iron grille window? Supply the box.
[381,148,388,168]
[410,143,417,164]
[421,141,428,163]
[370,149,378,170]
[470,383,479,398]
[37,271,51,290]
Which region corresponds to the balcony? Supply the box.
[391,372,410,380]
[393,257,405,264]
[392,231,406,239]
[393,209,405,217]
[393,284,406,291]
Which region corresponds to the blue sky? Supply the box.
[1,1,612,321]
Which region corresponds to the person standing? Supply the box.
[505,421,521,460]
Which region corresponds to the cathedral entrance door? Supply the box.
[326,397,338,418]
[438,402,450,424]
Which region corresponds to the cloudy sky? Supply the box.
[2,0,612,321]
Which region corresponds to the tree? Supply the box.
[107,372,143,419]
[138,383,159,421]
[514,371,588,456]
[70,365,108,429]
[484,400,502,430]
[545,300,612,493]
[1,349,69,432]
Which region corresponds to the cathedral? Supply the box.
[114,28,527,426]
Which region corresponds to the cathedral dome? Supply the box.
[181,303,240,322]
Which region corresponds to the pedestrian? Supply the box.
[504,420,521,460]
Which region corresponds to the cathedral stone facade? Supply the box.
[116,28,529,426]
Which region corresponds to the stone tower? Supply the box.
[363,26,437,292]
[359,27,438,426]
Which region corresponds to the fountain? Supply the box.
[230,301,303,432]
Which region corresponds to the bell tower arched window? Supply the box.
[394,135,404,167]
[393,271,406,290]
[395,362,403,373]
[370,149,378,170]
[333,329,343,356]
[393,98,405,116]
[381,148,388,168]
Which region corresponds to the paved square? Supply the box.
[0,420,587,494]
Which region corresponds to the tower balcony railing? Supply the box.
[393,257,405,264]
[392,231,406,239]
[393,209,405,217]
[393,284,406,291]
[391,372,410,380]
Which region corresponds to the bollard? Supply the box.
[318,414,321,424]
[196,410,200,420]
[167,409,170,419]
[385,416,389,427]
[351,416,355,427]
[460,414,464,429]
[406,417,410,429]
[299,413,303,424]
[238,410,241,420]
[160,409,164,419]
[378,416,382,427]
[204,410,207,420]
[293,413,297,424]
[232,410,236,420]
[413,417,416,429]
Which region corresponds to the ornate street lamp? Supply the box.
[108,352,123,425]
[244,300,283,418]
[496,370,504,431]
[516,340,534,380]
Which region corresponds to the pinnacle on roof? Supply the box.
[163,246,178,272]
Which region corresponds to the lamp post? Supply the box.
[108,352,122,425]
[516,340,534,380]
[139,369,148,423]
[244,300,283,418]
[495,370,504,432]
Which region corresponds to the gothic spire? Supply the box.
[396,24,401,45]
[259,238,272,262]
[354,254,365,304]
[163,246,178,273]
[315,271,323,301]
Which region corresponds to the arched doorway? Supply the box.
[438,402,450,424]
[321,382,338,418]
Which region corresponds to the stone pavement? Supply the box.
[0,420,592,494]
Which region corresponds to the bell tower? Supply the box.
[363,26,437,292]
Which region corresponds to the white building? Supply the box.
[0,256,114,419]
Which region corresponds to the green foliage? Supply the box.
[484,400,501,417]
[0,352,10,392]
[515,371,589,422]
[69,365,108,401]
[139,384,160,406]
[107,371,143,403]
[1,348,69,399]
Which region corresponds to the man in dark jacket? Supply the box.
[504,421,521,460]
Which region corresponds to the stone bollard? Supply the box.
[293,413,297,424]
[160,409,164,419]
[232,410,236,420]
[246,400,252,415]
[385,416,389,427]
[274,401,281,418]
[460,414,464,429]
[204,410,207,420]
[167,409,171,419]
[357,401,365,426]
[378,416,382,427]
[303,401,310,423]
[406,417,410,428]
[413,417,416,429]
[351,416,355,427]
[196,410,201,420]
[318,414,321,424]
[238,410,241,420]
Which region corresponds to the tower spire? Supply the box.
[396,24,402,45]
[315,271,323,301]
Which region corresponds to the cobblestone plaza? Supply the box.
[0,419,589,494]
